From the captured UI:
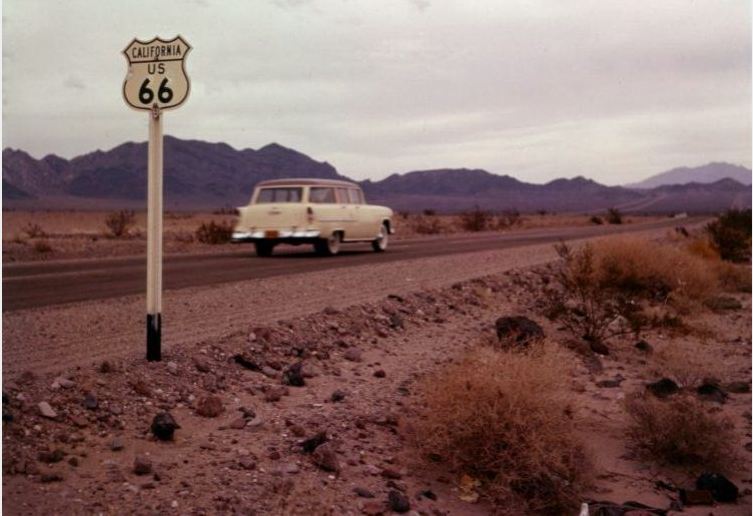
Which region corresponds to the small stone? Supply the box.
[99,361,113,373]
[373,370,386,378]
[53,377,75,389]
[166,362,179,375]
[239,456,256,470]
[38,449,65,463]
[596,377,623,388]
[330,389,347,402]
[354,487,375,498]
[646,378,679,398]
[282,362,306,387]
[193,356,212,373]
[381,467,402,479]
[589,340,610,355]
[68,457,79,467]
[227,418,246,429]
[130,380,152,397]
[110,437,125,451]
[634,340,653,353]
[261,366,278,378]
[290,425,306,437]
[344,348,363,362]
[312,442,340,473]
[361,500,385,515]
[83,392,98,410]
[264,386,287,403]
[133,455,153,475]
[302,432,328,453]
[387,490,411,513]
[195,395,224,418]
[697,382,728,404]
[37,401,57,419]
[40,473,63,483]
[151,412,180,441]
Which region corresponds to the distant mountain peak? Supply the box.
[627,162,752,189]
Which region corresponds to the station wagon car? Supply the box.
[231,179,394,256]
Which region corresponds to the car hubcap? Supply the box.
[378,227,388,249]
[328,234,340,253]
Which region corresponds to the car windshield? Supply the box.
[255,187,303,203]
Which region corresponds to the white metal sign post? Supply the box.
[122,36,191,361]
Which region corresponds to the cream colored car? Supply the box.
[232,179,394,256]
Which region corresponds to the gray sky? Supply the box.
[2,0,751,184]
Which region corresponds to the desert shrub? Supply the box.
[684,236,720,260]
[460,206,493,232]
[172,231,195,244]
[714,262,751,293]
[195,220,233,244]
[625,394,737,470]
[23,223,46,238]
[589,215,603,225]
[413,345,590,514]
[422,209,436,216]
[706,209,751,262]
[33,240,53,254]
[606,208,623,225]
[651,341,723,387]
[105,210,136,238]
[494,210,521,230]
[413,215,443,235]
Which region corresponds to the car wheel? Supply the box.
[372,223,389,252]
[254,241,274,257]
[315,232,341,256]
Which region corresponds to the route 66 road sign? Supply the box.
[123,36,191,111]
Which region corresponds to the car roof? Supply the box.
[256,178,359,188]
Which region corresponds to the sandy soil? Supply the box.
[2,229,749,515]
[2,210,664,263]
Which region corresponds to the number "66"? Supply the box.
[139,78,173,105]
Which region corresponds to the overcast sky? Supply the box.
[2,0,751,184]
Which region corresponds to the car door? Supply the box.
[347,188,371,239]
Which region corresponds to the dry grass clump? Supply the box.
[651,341,723,387]
[104,210,136,238]
[195,221,233,244]
[413,344,590,514]
[625,394,737,470]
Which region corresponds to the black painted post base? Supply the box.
[147,313,162,361]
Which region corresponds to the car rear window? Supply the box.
[255,187,302,203]
[309,187,336,204]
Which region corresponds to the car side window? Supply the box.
[348,189,362,204]
[309,187,336,204]
[336,188,350,204]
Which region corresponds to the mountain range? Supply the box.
[3,137,750,213]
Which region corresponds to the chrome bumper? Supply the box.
[231,230,321,242]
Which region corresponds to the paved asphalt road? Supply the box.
[3,218,698,312]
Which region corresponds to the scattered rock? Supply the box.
[588,339,610,355]
[193,355,212,373]
[52,377,75,389]
[596,377,623,388]
[151,412,180,441]
[387,490,411,513]
[301,431,328,453]
[494,316,544,348]
[239,406,256,419]
[330,389,347,402]
[420,490,437,501]
[40,473,63,483]
[264,386,288,403]
[373,369,386,378]
[239,456,256,470]
[195,395,224,418]
[696,472,739,503]
[110,437,125,451]
[130,380,152,398]
[311,442,339,473]
[282,362,306,387]
[133,455,153,475]
[83,392,98,410]
[354,487,375,498]
[233,354,261,371]
[389,313,404,329]
[646,378,679,398]
[37,401,57,419]
[381,467,402,479]
[344,348,363,362]
[634,340,653,353]
[697,382,728,404]
[38,449,65,463]
[166,362,179,375]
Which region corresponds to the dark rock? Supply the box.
[311,442,339,473]
[195,395,224,418]
[696,472,739,503]
[109,437,125,451]
[83,392,98,410]
[193,355,212,373]
[239,456,256,470]
[233,354,261,371]
[40,473,63,483]
[726,381,751,393]
[330,389,346,402]
[389,313,404,329]
[130,380,152,397]
[99,361,113,373]
[133,455,153,475]
[38,449,65,463]
[697,382,728,404]
[301,431,328,453]
[380,467,402,479]
[596,376,623,388]
[387,490,410,513]
[420,489,437,501]
[354,487,375,498]
[68,457,79,467]
[635,340,653,353]
[239,406,256,419]
[282,362,306,387]
[646,378,679,398]
[344,348,362,362]
[680,489,714,506]
[494,316,544,348]
[589,339,610,355]
[373,369,386,378]
[264,386,287,403]
[151,411,180,441]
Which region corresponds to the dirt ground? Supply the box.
[2,234,750,514]
[1,210,663,263]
